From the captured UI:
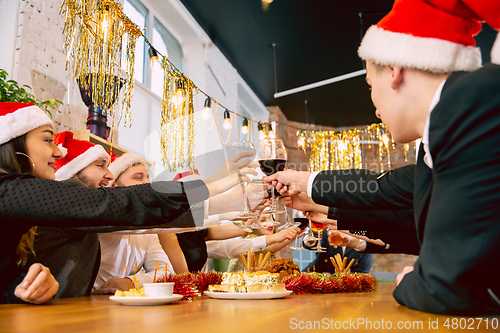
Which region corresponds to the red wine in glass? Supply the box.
[293,218,310,230]
[258,159,286,176]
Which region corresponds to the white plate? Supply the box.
[109,294,183,306]
[204,290,293,300]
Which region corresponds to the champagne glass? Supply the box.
[257,138,287,214]
[229,141,259,219]
[311,222,327,253]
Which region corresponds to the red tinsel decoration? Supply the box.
[282,273,377,295]
[156,273,200,300]
[193,272,223,295]
[153,271,376,298]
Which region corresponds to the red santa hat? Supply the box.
[108,152,148,186]
[0,102,54,145]
[54,131,109,181]
[358,0,485,73]
[173,169,200,181]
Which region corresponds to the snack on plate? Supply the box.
[208,271,286,293]
[114,287,146,297]
[264,258,301,280]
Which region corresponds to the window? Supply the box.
[123,0,148,84]
[293,249,315,272]
[151,18,185,97]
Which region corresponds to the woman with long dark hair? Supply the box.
[0,102,241,304]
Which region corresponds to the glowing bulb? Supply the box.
[338,141,347,151]
[382,133,390,146]
[148,47,162,72]
[102,13,109,30]
[241,118,249,134]
[258,122,266,140]
[173,79,185,107]
[203,97,212,119]
[223,110,232,130]
[297,136,305,147]
[150,57,162,72]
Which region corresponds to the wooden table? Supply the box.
[1,284,498,332]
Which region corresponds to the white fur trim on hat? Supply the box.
[0,105,53,145]
[358,26,482,74]
[108,152,148,186]
[491,31,500,66]
[55,145,109,181]
[57,144,68,158]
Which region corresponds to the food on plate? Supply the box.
[264,258,301,280]
[208,271,287,293]
[114,287,146,297]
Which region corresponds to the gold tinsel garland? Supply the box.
[307,123,398,172]
[61,0,141,124]
[160,58,196,171]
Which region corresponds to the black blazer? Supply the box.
[393,64,500,315]
[311,65,500,314]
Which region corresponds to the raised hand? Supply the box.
[326,230,352,248]
[267,227,301,244]
[263,169,311,196]
[204,152,259,196]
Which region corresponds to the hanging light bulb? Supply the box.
[258,122,266,140]
[148,47,162,72]
[101,6,110,39]
[297,130,306,150]
[381,133,390,147]
[223,110,232,130]
[338,140,347,152]
[268,124,275,138]
[173,79,185,107]
[203,97,212,119]
[241,117,249,134]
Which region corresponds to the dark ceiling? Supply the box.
[179,0,497,128]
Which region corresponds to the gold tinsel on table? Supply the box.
[61,0,142,124]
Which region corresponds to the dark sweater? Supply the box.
[0,172,208,303]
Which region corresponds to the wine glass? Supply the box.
[257,138,287,214]
[289,217,309,250]
[229,141,259,219]
[277,211,301,231]
[259,209,280,227]
[311,222,327,253]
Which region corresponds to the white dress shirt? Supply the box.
[94,234,174,289]
[206,236,268,259]
[422,79,447,169]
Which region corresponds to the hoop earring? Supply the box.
[15,152,36,171]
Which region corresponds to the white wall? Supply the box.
[4,0,269,180]
[0,6,18,74]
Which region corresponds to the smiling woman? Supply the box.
[0,102,213,305]
[24,126,63,180]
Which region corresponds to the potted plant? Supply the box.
[0,68,63,116]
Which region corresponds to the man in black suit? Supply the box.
[266,0,500,315]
